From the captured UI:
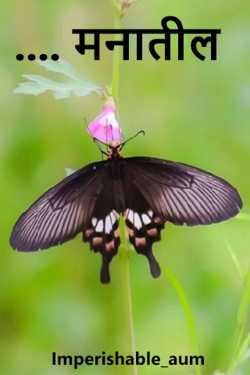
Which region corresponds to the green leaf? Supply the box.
[237,267,250,335]
[14,59,103,99]
[163,266,201,375]
[38,59,79,80]
[225,241,243,281]
[237,335,250,366]
[229,266,250,372]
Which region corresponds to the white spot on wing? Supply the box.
[134,212,142,230]
[105,215,112,234]
[92,217,97,227]
[112,210,119,218]
[110,211,117,225]
[127,209,134,223]
[148,210,153,218]
[142,214,151,225]
[96,220,104,233]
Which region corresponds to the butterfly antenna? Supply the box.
[120,129,145,149]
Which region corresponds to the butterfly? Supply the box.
[10,138,243,283]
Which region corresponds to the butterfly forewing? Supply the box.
[124,157,242,226]
[10,161,107,251]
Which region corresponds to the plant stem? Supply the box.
[164,266,201,375]
[229,265,250,372]
[110,4,137,374]
[111,7,122,102]
[120,220,138,375]
[125,258,137,361]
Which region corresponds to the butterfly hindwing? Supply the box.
[125,208,164,278]
[81,168,125,283]
[121,173,164,278]
[83,210,120,283]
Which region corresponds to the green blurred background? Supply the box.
[1,0,250,374]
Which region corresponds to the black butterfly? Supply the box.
[10,139,242,283]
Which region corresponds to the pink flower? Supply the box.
[87,97,123,144]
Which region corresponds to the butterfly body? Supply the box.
[10,145,242,283]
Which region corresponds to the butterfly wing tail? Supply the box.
[148,252,161,278]
[83,211,121,284]
[100,255,113,284]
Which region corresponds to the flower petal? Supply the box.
[87,98,123,144]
